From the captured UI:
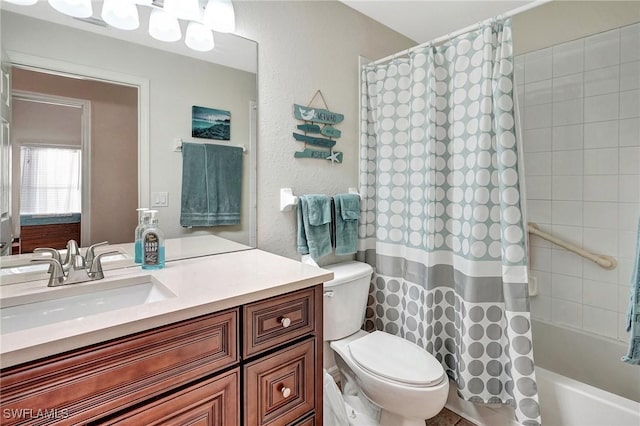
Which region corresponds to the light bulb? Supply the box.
[203,0,236,33]
[148,7,181,42]
[47,0,92,18]
[133,0,151,4]
[163,0,201,22]
[185,21,214,52]
[101,0,139,31]
[3,0,38,5]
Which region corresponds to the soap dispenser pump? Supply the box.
[141,210,165,270]
[134,207,149,264]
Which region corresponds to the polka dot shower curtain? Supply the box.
[357,19,540,426]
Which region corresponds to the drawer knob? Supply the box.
[280,317,291,328]
[280,386,292,398]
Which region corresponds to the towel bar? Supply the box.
[280,187,360,211]
[173,137,246,153]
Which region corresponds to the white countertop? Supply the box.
[0,248,333,368]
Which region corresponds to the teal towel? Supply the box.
[297,194,332,260]
[180,142,243,227]
[333,193,360,256]
[622,216,640,365]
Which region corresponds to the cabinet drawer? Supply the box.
[0,309,238,426]
[243,288,315,357]
[291,414,315,426]
[244,338,315,426]
[102,368,240,426]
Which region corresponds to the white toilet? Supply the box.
[323,261,449,426]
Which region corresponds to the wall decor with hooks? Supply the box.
[292,90,344,164]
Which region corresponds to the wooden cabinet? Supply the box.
[0,285,323,426]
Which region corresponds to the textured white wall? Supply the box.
[234,1,414,260]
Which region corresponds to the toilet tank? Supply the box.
[322,261,373,341]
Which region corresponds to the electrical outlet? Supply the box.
[151,191,169,207]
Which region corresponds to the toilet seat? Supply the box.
[348,331,445,387]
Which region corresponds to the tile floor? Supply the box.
[425,408,477,426]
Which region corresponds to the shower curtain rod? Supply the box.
[370,0,552,66]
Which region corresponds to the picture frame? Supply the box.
[192,105,231,140]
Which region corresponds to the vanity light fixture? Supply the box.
[148,6,181,42]
[203,0,236,33]
[185,21,215,52]
[47,0,93,18]
[163,0,201,22]
[101,0,140,31]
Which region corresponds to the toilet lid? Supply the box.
[348,331,445,387]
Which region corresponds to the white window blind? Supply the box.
[20,146,81,215]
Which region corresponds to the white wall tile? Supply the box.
[515,55,525,86]
[583,227,618,256]
[585,28,620,71]
[618,229,637,258]
[553,98,583,126]
[552,299,582,329]
[620,22,640,63]
[553,38,584,77]
[525,79,552,106]
[524,128,552,152]
[582,305,618,339]
[524,104,553,129]
[526,176,551,200]
[619,175,640,202]
[618,285,632,313]
[618,258,635,285]
[552,176,583,200]
[584,121,618,149]
[526,199,551,223]
[620,61,640,91]
[553,124,583,151]
[585,65,620,97]
[552,248,583,277]
[531,270,552,296]
[553,149,583,175]
[584,148,619,175]
[585,93,619,123]
[524,151,551,175]
[552,273,583,302]
[552,225,583,246]
[619,147,640,174]
[618,203,640,231]
[551,200,583,226]
[583,279,618,311]
[553,73,583,102]
[530,245,551,272]
[583,258,619,284]
[583,175,618,202]
[620,89,640,119]
[619,118,639,147]
[525,48,553,83]
[530,295,552,321]
[583,201,618,229]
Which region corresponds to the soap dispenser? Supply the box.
[141,210,165,270]
[134,207,149,264]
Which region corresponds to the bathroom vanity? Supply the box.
[0,248,332,425]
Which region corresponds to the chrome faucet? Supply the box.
[31,240,117,287]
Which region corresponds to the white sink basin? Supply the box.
[0,275,175,334]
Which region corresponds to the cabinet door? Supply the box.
[244,338,315,426]
[102,368,239,426]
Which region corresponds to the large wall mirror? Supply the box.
[0,2,257,273]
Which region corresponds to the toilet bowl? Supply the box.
[323,261,449,426]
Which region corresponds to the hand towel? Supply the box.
[180,142,243,227]
[297,194,332,261]
[333,193,360,256]
[622,217,640,365]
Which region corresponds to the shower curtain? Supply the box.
[358,19,540,426]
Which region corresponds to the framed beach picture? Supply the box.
[192,105,231,140]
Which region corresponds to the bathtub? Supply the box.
[445,321,640,426]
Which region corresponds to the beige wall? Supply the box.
[234,1,415,261]
[513,1,640,54]
[12,68,138,245]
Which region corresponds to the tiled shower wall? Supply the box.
[516,22,640,343]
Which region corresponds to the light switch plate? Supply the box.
[151,191,169,207]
